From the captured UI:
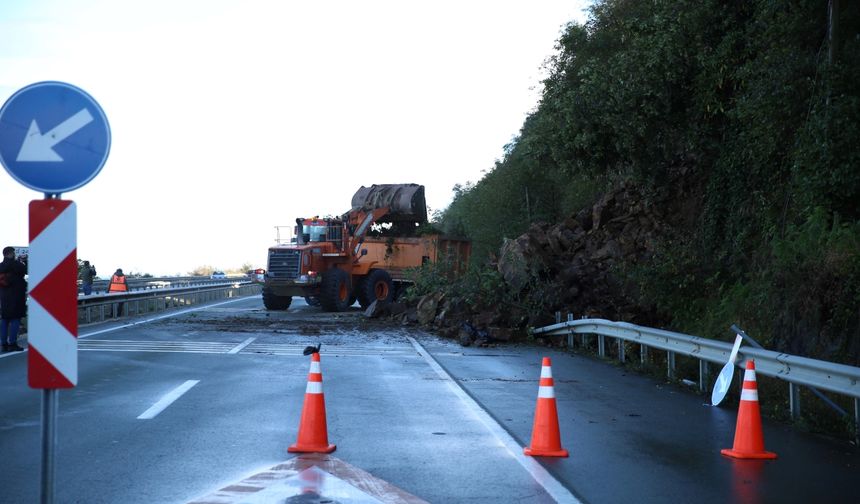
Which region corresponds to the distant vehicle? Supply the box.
[247,268,266,283]
[211,271,226,279]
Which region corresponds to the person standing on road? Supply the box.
[0,246,28,352]
[80,260,96,295]
[108,268,128,317]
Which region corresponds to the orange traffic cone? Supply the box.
[721,360,777,460]
[288,352,336,453]
[524,357,569,457]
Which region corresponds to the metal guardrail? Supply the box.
[83,275,249,294]
[533,316,860,440]
[75,281,262,324]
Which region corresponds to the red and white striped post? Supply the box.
[28,199,78,388]
[28,198,78,504]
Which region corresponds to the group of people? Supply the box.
[0,244,133,352]
[79,264,131,318]
[80,262,129,295]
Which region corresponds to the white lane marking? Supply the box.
[227,337,256,354]
[137,380,200,420]
[72,340,415,357]
[0,345,28,360]
[79,297,250,339]
[407,336,582,504]
[246,344,415,357]
[239,466,385,504]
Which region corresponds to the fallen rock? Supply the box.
[458,328,473,347]
[364,300,381,318]
[487,327,515,342]
[416,292,443,325]
[387,302,407,316]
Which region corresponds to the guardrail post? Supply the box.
[699,360,708,393]
[789,383,801,420]
[617,339,625,363]
[566,314,574,348]
[667,351,676,380]
[855,398,859,446]
[598,335,605,357]
[555,311,561,324]
[640,345,648,365]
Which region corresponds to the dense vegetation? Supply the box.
[433,0,860,364]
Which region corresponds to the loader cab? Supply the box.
[299,220,328,243]
[295,217,345,250]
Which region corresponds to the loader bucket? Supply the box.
[350,184,427,223]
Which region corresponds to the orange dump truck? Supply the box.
[263,184,470,312]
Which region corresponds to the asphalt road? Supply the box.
[1,295,858,503]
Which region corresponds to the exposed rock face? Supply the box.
[497,181,674,325]
[400,179,695,345]
[416,292,444,325]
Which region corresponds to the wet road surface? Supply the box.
[0,295,858,503]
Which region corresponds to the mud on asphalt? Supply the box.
[147,304,423,347]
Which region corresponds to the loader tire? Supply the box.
[320,268,352,312]
[358,269,394,309]
[262,288,292,310]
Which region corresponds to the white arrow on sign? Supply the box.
[16,108,94,162]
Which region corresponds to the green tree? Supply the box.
[436,0,860,364]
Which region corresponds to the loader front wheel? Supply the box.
[320,268,352,312]
[262,288,292,310]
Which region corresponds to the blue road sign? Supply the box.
[0,81,111,194]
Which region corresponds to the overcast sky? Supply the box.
[0,0,591,276]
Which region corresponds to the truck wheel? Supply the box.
[360,269,394,308]
[262,288,292,310]
[320,268,352,312]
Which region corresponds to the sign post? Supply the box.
[0,81,110,504]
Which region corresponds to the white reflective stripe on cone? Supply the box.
[310,362,321,373]
[743,369,756,382]
[540,366,552,379]
[740,389,759,402]
[306,382,323,394]
[538,386,555,399]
